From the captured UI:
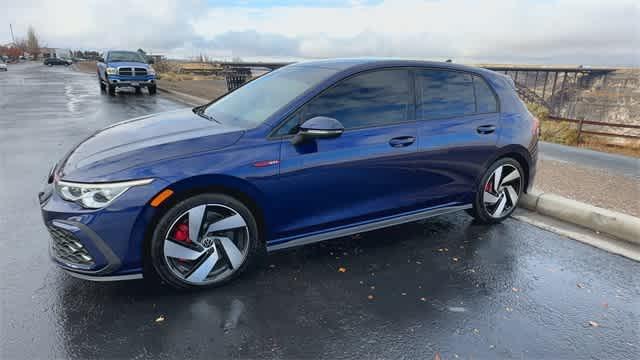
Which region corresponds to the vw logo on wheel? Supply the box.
[201,238,214,248]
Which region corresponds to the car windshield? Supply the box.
[203,66,338,127]
[108,51,147,63]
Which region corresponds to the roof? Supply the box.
[289,58,496,76]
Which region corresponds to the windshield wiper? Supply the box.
[192,105,220,124]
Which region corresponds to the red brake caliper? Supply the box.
[173,223,192,243]
[172,223,192,263]
[485,179,493,193]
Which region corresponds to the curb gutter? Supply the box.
[157,86,209,107]
[520,190,640,245]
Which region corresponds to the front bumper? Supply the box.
[106,75,155,87]
[39,177,169,279]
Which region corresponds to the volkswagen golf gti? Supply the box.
[39,59,538,289]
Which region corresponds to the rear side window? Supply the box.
[304,69,411,130]
[473,75,498,113]
[416,70,475,120]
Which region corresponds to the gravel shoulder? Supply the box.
[156,79,227,101]
[534,158,639,217]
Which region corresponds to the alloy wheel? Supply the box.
[163,204,250,285]
[482,164,522,218]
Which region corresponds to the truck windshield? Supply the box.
[203,66,338,128]
[108,51,147,63]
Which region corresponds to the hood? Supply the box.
[107,61,150,68]
[60,109,243,181]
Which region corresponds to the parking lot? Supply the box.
[1,62,638,359]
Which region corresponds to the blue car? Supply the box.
[40,59,538,289]
[97,50,156,95]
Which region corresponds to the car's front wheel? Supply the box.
[468,157,523,223]
[148,193,263,290]
[148,84,157,95]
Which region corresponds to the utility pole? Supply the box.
[10,23,16,44]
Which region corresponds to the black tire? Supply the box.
[134,86,142,94]
[148,193,264,290]
[148,84,157,95]
[99,75,106,91]
[467,157,524,224]
[107,83,116,96]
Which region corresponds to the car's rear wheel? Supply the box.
[468,157,523,223]
[149,193,263,290]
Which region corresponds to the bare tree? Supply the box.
[26,26,40,58]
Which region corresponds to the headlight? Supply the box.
[147,67,156,75]
[55,179,153,209]
[106,67,117,75]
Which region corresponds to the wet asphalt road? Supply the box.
[1,63,639,359]
[539,142,639,179]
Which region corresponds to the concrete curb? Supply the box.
[157,86,209,106]
[520,190,640,245]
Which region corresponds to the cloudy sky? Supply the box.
[2,0,638,65]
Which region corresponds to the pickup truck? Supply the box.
[97,50,156,95]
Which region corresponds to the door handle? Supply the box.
[477,125,496,134]
[389,136,416,147]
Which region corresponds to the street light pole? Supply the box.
[10,23,16,44]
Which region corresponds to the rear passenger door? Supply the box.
[271,69,424,240]
[413,69,500,207]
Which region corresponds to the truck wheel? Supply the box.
[107,84,116,96]
[148,85,157,95]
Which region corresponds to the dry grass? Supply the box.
[526,102,639,158]
[156,72,195,81]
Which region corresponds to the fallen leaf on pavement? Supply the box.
[576,283,585,289]
[512,287,519,292]
[367,294,374,300]
[155,315,165,323]
[338,267,347,273]
[588,321,599,327]
[433,352,442,360]
[420,297,427,302]
[452,257,459,262]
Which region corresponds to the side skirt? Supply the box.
[267,203,471,252]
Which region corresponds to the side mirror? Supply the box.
[97,57,104,63]
[292,116,344,145]
[147,58,155,64]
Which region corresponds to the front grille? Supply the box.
[48,225,95,266]
[117,67,147,76]
[134,67,147,76]
[118,67,133,76]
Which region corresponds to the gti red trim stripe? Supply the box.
[253,160,280,167]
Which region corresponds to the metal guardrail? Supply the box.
[547,115,640,142]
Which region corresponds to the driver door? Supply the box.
[268,69,422,240]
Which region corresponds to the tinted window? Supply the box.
[108,51,147,63]
[304,69,411,130]
[204,66,337,128]
[473,75,497,113]
[417,70,475,120]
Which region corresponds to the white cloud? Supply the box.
[2,0,638,65]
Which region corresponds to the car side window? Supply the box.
[275,111,304,136]
[473,75,498,113]
[304,69,411,130]
[416,70,475,120]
